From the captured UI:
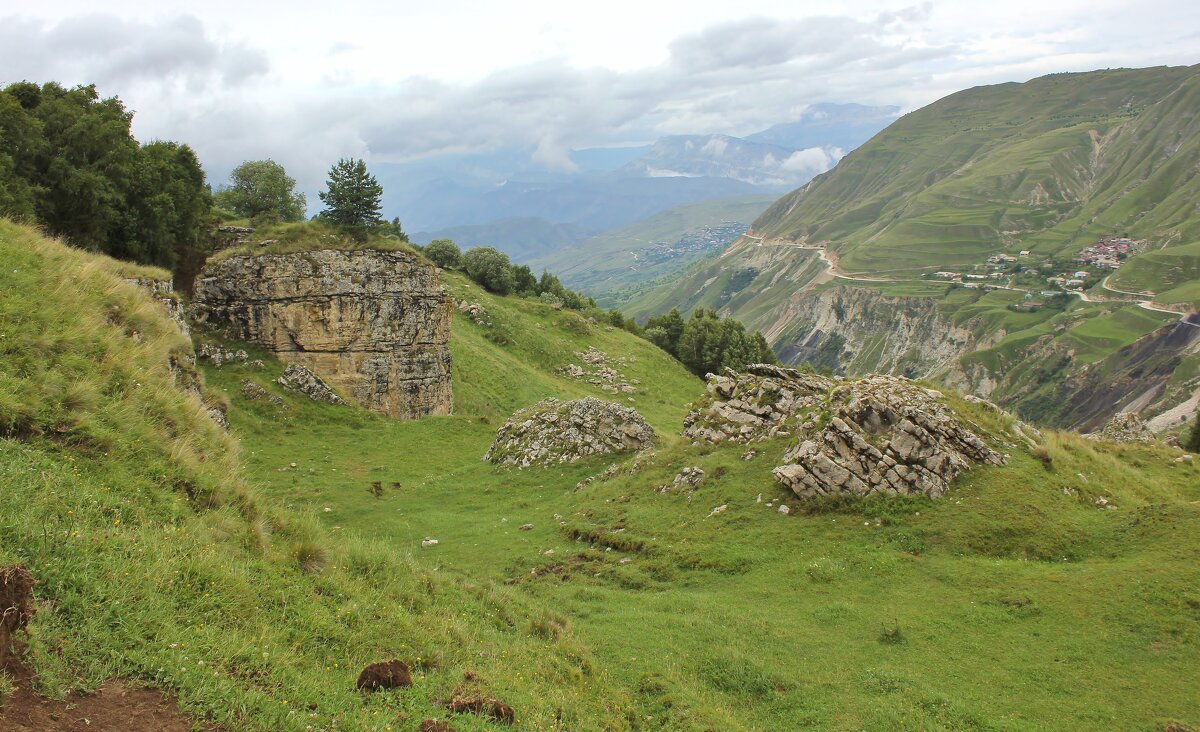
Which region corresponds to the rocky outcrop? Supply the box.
[685,366,1005,499]
[1088,412,1154,443]
[125,277,190,338]
[775,286,989,379]
[485,397,654,468]
[684,364,834,443]
[193,249,453,419]
[278,364,346,405]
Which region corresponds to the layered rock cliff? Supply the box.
[775,286,989,379]
[193,248,453,419]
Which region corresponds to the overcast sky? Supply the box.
[2,1,1197,190]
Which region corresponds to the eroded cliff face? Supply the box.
[193,249,453,419]
[775,286,990,379]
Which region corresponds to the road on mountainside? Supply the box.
[742,236,894,282]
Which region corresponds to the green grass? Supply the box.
[4,218,1200,730]
[208,219,421,263]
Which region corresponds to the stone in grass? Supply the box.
[484,397,654,468]
[356,659,412,691]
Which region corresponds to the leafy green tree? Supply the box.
[318,158,382,240]
[644,308,686,357]
[375,216,408,240]
[213,159,305,222]
[671,308,776,376]
[0,87,43,220]
[463,246,515,294]
[510,264,538,295]
[120,141,210,267]
[424,239,462,269]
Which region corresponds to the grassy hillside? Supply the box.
[529,196,776,307]
[1109,241,1200,307]
[753,65,1200,274]
[5,218,1200,730]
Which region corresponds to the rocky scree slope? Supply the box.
[193,248,453,419]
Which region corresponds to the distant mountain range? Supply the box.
[400,102,899,255]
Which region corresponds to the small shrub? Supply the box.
[1032,446,1054,469]
[293,539,328,574]
[879,621,905,645]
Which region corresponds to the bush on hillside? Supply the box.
[464,246,516,294]
[1187,415,1200,453]
[424,239,463,270]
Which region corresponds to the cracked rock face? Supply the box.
[485,397,654,468]
[193,249,452,419]
[684,366,1005,499]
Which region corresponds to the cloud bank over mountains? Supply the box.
[2,1,1197,196]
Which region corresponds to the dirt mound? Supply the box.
[1,566,212,731]
[356,659,412,691]
[1,565,35,669]
[419,720,456,732]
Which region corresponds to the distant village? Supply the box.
[926,236,1147,303]
[639,221,748,264]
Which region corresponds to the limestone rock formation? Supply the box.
[278,364,346,404]
[485,397,654,468]
[1088,412,1154,443]
[193,249,452,419]
[683,364,834,443]
[684,366,1005,499]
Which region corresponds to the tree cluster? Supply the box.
[422,239,594,309]
[0,81,210,268]
[644,308,776,377]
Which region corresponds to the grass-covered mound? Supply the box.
[0,219,654,730]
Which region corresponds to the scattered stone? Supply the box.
[196,343,249,367]
[1164,434,1182,448]
[1088,412,1154,443]
[1095,496,1110,507]
[755,493,762,503]
[778,505,790,515]
[356,659,413,691]
[519,523,534,531]
[457,300,491,326]
[706,504,727,518]
[767,374,1006,500]
[558,347,637,394]
[422,537,439,547]
[249,359,265,369]
[1176,455,1194,463]
[241,379,288,408]
[741,448,759,461]
[277,364,347,405]
[484,397,654,468]
[661,466,705,493]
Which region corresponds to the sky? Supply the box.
[2,0,1198,191]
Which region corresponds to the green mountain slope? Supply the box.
[754,65,1200,274]
[630,65,1200,430]
[5,218,1200,730]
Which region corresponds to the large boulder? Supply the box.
[683,364,835,443]
[485,397,654,468]
[773,375,1005,499]
[193,249,452,419]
